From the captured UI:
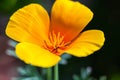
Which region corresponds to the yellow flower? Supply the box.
[6,0,105,67]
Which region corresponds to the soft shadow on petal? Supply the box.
[66,30,105,57]
[51,0,93,42]
[6,4,50,46]
[16,42,61,68]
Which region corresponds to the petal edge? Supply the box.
[6,3,50,46]
[51,0,93,42]
[66,30,105,57]
[16,42,61,68]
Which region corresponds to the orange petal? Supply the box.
[6,4,50,46]
[16,42,61,68]
[51,0,93,42]
[66,30,105,57]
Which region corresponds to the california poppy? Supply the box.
[6,0,105,67]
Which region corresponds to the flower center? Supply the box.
[43,31,70,55]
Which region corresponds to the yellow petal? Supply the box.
[16,42,61,68]
[6,4,50,46]
[66,30,105,57]
[51,0,93,42]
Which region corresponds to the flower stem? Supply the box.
[47,67,52,80]
[54,64,59,80]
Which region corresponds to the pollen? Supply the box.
[43,31,70,55]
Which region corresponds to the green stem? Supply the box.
[54,64,59,80]
[47,67,52,80]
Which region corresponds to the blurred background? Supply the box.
[0,0,120,80]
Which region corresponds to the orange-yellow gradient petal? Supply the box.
[6,4,50,46]
[51,0,93,42]
[66,30,105,57]
[16,42,61,67]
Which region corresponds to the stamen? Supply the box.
[43,31,70,55]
